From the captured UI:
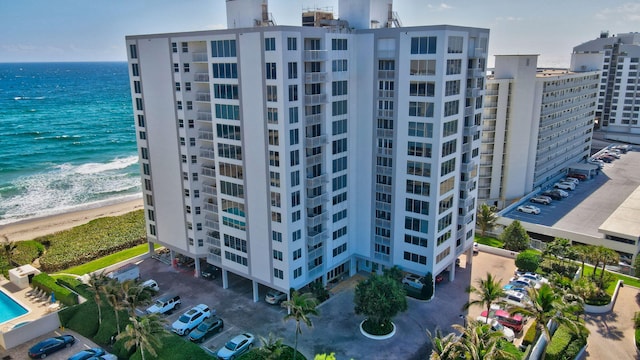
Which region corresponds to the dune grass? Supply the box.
[61,243,158,276]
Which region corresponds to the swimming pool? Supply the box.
[0,289,28,324]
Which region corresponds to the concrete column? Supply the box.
[147,242,154,254]
[194,259,200,278]
[449,263,456,281]
[349,257,357,277]
[222,270,229,289]
[467,248,473,265]
[252,280,259,302]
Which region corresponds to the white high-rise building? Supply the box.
[571,32,640,144]
[126,0,488,300]
[479,55,599,209]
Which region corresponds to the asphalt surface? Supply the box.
[3,252,638,359]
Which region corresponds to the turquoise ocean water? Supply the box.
[0,62,140,225]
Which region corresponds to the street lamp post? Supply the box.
[459,314,467,327]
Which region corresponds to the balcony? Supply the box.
[307,229,327,246]
[192,52,208,62]
[376,147,393,156]
[199,147,215,160]
[462,142,472,153]
[469,47,487,59]
[198,129,213,141]
[202,184,217,196]
[304,93,328,104]
[376,166,392,176]
[374,218,391,229]
[203,202,218,214]
[204,218,219,231]
[305,193,329,208]
[464,106,475,117]
[466,88,481,98]
[377,109,394,118]
[305,134,328,148]
[194,73,209,82]
[461,160,477,173]
[378,70,395,79]
[197,111,212,121]
[305,113,323,126]
[304,72,328,83]
[375,183,392,194]
[458,213,474,226]
[306,173,328,187]
[307,246,324,261]
[463,124,479,136]
[306,152,323,167]
[196,92,211,102]
[306,211,328,227]
[303,50,327,61]
[202,166,216,178]
[467,68,485,78]
[459,196,475,209]
[376,128,394,138]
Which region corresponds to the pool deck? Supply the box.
[0,279,59,333]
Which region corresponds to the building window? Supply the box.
[289,129,299,145]
[444,100,459,116]
[131,63,139,76]
[270,171,280,187]
[444,80,460,96]
[288,85,298,102]
[294,267,302,278]
[129,44,137,59]
[447,36,463,53]
[272,231,282,242]
[292,210,301,222]
[267,86,278,102]
[410,60,436,75]
[173,63,179,73]
[216,124,241,140]
[332,81,348,96]
[274,268,284,279]
[181,42,188,53]
[409,81,435,97]
[172,42,177,53]
[183,63,190,73]
[292,229,301,241]
[408,121,433,138]
[289,107,299,124]
[266,62,277,79]
[288,62,298,79]
[212,63,238,79]
[409,102,434,117]
[291,170,300,186]
[269,151,280,166]
[265,37,276,51]
[410,36,437,54]
[332,38,348,50]
[211,39,237,57]
[332,59,348,72]
[446,59,462,75]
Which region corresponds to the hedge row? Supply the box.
[32,273,78,306]
[545,324,586,360]
[36,210,146,272]
[522,320,538,346]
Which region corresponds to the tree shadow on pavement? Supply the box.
[584,312,625,341]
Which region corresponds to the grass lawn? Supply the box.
[60,243,159,276]
[580,263,640,293]
[474,235,504,248]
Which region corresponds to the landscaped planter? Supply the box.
[359,319,396,340]
[584,280,623,314]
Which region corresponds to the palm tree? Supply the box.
[462,273,505,324]
[572,245,592,276]
[476,204,497,237]
[120,280,153,317]
[507,283,586,342]
[427,328,464,360]
[282,291,319,360]
[117,314,166,360]
[103,279,125,334]
[1,235,17,267]
[453,321,519,360]
[259,333,286,360]
[87,272,109,326]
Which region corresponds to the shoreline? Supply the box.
[0,197,144,242]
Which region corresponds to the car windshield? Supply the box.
[178,315,190,323]
[225,340,239,351]
[493,322,504,331]
[196,322,209,331]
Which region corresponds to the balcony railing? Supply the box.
[305,173,328,188]
[305,134,328,148]
[192,52,208,62]
[461,160,477,173]
[203,202,218,214]
[196,92,211,102]
[466,88,481,98]
[378,90,395,98]
[202,184,217,196]
[304,93,328,104]
[464,106,475,117]
[467,68,485,78]
[305,113,323,126]
[202,166,216,178]
[377,109,394,118]
[199,148,215,159]
[303,50,327,61]
[306,212,328,227]
[194,73,209,82]
[463,124,479,136]
[378,70,395,79]
[458,213,474,226]
[305,194,329,208]
[198,129,214,141]
[459,196,475,209]
[204,219,219,231]
[304,72,328,83]
[197,111,212,121]
[376,128,394,138]
[307,230,327,246]
[305,153,323,167]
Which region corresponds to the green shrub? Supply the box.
[11,240,45,265]
[126,333,212,360]
[562,338,586,360]
[515,250,542,272]
[32,273,78,306]
[309,281,330,302]
[584,293,611,306]
[636,328,640,350]
[522,320,538,346]
[634,312,640,329]
[237,346,307,360]
[545,325,575,360]
[36,210,146,272]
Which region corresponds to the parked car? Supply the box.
[567,173,587,181]
[68,347,105,360]
[541,190,563,200]
[217,333,255,360]
[28,335,76,359]
[172,304,212,335]
[530,196,551,205]
[473,242,479,255]
[554,182,575,190]
[141,279,159,292]
[603,150,620,159]
[188,315,224,343]
[502,290,531,307]
[435,271,448,284]
[402,274,425,289]
[515,272,548,285]
[480,308,525,333]
[508,277,540,289]
[475,316,515,342]
[201,264,217,280]
[516,205,540,214]
[86,355,117,360]
[611,144,632,153]
[587,158,605,168]
[265,289,287,304]
[146,294,181,315]
[562,178,579,185]
[597,155,614,163]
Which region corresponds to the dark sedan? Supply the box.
[28,334,76,359]
[68,347,105,360]
[188,315,224,342]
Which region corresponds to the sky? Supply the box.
[1,0,640,67]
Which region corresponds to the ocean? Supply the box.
[0,62,140,225]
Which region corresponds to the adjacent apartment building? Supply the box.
[126,0,488,300]
[571,31,640,144]
[479,55,599,209]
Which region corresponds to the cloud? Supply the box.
[2,44,37,52]
[595,3,640,21]
[495,16,523,22]
[427,3,453,11]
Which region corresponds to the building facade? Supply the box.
[479,55,599,209]
[126,0,488,300]
[571,32,640,144]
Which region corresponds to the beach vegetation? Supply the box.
[63,243,157,275]
[35,210,146,272]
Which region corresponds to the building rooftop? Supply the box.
[599,185,640,239]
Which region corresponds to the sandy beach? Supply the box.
[0,198,144,242]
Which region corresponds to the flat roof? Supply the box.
[503,148,640,239]
[599,185,640,239]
